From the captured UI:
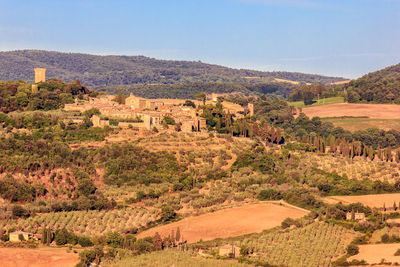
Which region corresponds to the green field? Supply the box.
[288,96,345,109]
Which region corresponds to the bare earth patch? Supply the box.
[324,193,400,208]
[137,202,308,243]
[0,247,79,267]
[302,103,400,119]
[349,244,400,264]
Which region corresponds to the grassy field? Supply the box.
[321,117,400,132]
[288,96,344,109]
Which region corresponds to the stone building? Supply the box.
[346,211,366,221]
[9,231,34,242]
[34,68,46,83]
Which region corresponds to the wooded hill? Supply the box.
[344,62,400,103]
[0,50,345,98]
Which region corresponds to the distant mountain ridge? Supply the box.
[0,50,346,87]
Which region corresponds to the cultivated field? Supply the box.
[323,193,400,208]
[0,247,79,267]
[232,222,355,267]
[299,153,400,183]
[301,103,400,119]
[103,249,252,267]
[137,202,308,243]
[321,117,400,132]
[0,207,159,235]
[349,244,400,264]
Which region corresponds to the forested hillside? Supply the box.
[0,50,344,90]
[344,62,400,103]
[97,81,296,99]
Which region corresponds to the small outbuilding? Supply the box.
[9,231,34,242]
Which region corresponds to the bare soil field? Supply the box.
[324,193,400,208]
[0,247,79,267]
[301,103,400,119]
[349,244,400,264]
[137,202,309,243]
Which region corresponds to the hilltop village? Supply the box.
[56,76,254,132]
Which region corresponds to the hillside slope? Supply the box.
[344,62,400,103]
[0,50,344,87]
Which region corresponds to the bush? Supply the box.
[160,204,176,222]
[12,205,30,218]
[381,233,390,243]
[105,232,123,248]
[346,244,359,256]
[79,236,94,247]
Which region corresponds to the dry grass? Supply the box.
[0,247,80,267]
[323,193,400,208]
[322,117,400,132]
[301,103,400,119]
[349,244,400,264]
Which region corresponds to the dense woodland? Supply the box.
[97,81,296,99]
[0,79,92,113]
[343,62,400,103]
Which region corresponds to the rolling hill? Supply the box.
[344,62,400,103]
[0,50,346,98]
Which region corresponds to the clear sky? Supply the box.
[1,0,400,78]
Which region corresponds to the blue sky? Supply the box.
[1,0,400,78]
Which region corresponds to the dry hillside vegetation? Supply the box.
[135,132,251,170]
[137,202,308,243]
[299,153,400,183]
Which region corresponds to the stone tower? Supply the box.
[34,68,46,83]
[248,103,254,116]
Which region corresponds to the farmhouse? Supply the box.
[9,231,34,242]
[219,244,240,257]
[346,212,366,221]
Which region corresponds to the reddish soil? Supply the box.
[0,247,79,267]
[349,244,400,264]
[302,103,400,119]
[137,202,308,243]
[324,193,400,208]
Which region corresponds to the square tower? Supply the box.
[34,68,46,83]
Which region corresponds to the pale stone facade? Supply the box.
[34,68,46,83]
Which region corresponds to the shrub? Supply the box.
[105,232,123,248]
[346,244,359,256]
[12,205,30,218]
[160,204,176,222]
